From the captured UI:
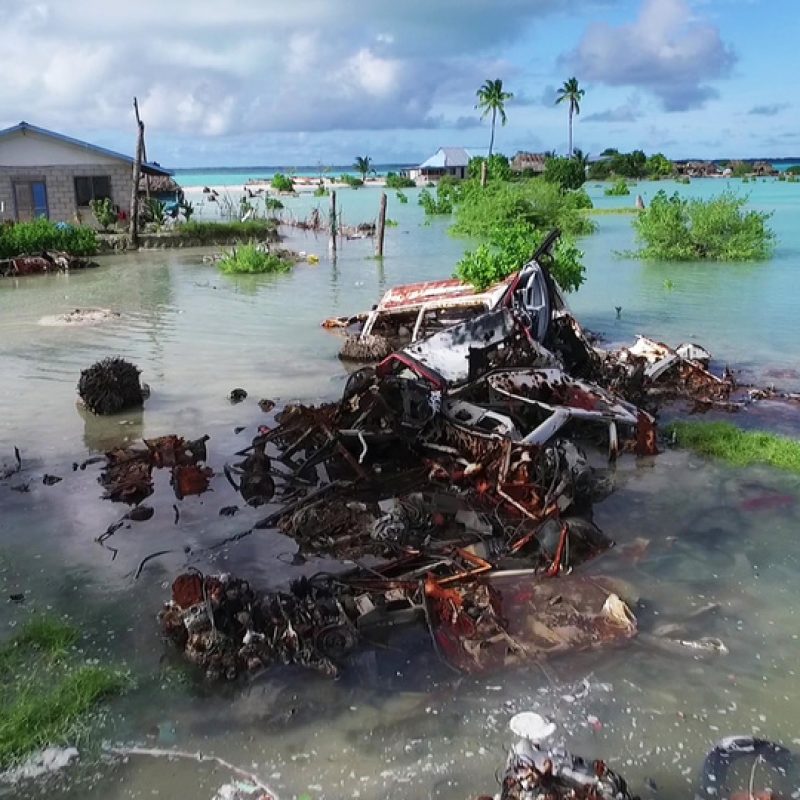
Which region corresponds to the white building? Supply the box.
[0,121,171,223]
[406,147,486,183]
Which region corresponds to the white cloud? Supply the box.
[565,0,736,111]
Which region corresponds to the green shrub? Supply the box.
[455,224,585,293]
[395,190,409,204]
[450,178,595,239]
[0,219,97,258]
[270,173,294,192]
[467,154,512,182]
[631,190,775,261]
[646,153,674,178]
[339,174,364,188]
[668,421,800,474]
[313,184,328,197]
[89,198,117,231]
[144,197,166,226]
[385,172,415,189]
[543,156,586,191]
[418,178,463,215]
[785,165,800,175]
[218,243,292,274]
[605,179,631,196]
[385,219,399,227]
[179,200,195,220]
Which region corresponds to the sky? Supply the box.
[0,0,797,167]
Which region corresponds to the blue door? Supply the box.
[13,180,49,220]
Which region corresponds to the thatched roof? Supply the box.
[511,151,547,173]
[139,174,181,194]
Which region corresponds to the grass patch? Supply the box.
[587,207,640,215]
[0,616,130,768]
[667,421,800,473]
[218,243,293,274]
[177,219,278,245]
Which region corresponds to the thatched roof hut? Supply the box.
[511,152,547,174]
[139,174,182,194]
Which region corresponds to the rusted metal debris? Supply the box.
[159,229,782,680]
[101,434,212,504]
[0,251,97,278]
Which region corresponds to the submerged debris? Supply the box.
[78,357,147,415]
[0,251,97,278]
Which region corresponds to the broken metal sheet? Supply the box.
[425,573,636,674]
[486,368,640,457]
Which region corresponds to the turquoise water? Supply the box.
[1,177,800,799]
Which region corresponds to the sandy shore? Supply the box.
[181,176,390,198]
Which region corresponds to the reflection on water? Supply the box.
[2,182,800,799]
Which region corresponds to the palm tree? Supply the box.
[555,77,585,156]
[475,79,513,158]
[353,156,373,182]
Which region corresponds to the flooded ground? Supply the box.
[1,178,800,799]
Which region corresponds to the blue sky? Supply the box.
[0,0,797,167]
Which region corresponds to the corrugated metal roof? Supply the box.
[0,121,172,175]
[418,146,487,169]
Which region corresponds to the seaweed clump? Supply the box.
[77,357,146,415]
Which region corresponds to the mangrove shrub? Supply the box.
[385,172,415,189]
[0,219,97,258]
[218,243,292,274]
[604,179,631,196]
[631,190,776,261]
[455,224,585,293]
[270,173,294,192]
[467,154,512,182]
[543,156,586,191]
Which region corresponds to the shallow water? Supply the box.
[1,178,800,799]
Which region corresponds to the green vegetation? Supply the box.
[646,153,675,178]
[543,156,586,191]
[339,174,364,188]
[179,200,195,221]
[353,156,374,182]
[89,198,117,231]
[475,78,513,157]
[588,149,651,180]
[177,219,278,244]
[385,172,415,189]
[605,178,631,196]
[631,190,775,261]
[218,243,293,274]
[449,179,595,239]
[144,198,167,227]
[395,190,409,204]
[385,219,399,227]
[0,219,97,258]
[588,207,639,216]
[668,421,800,474]
[0,616,130,768]
[730,161,750,178]
[313,184,328,197]
[555,77,585,156]
[468,154,512,182]
[456,225,585,293]
[786,165,800,175]
[265,197,284,213]
[270,173,294,192]
[418,177,463,215]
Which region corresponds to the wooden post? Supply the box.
[375,192,387,258]
[480,160,488,188]
[329,190,337,256]
[129,98,145,248]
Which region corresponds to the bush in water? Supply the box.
[218,243,293,274]
[0,219,97,258]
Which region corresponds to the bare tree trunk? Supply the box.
[375,192,387,258]
[489,108,496,158]
[329,190,337,257]
[568,104,574,157]
[480,160,488,188]
[129,98,144,248]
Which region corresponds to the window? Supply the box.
[12,180,49,220]
[74,175,112,206]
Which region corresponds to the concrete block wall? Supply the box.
[0,163,132,224]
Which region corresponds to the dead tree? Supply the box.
[129,98,145,248]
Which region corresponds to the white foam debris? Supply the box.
[1,746,79,783]
[39,308,120,326]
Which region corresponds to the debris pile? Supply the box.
[0,251,97,278]
[159,230,769,679]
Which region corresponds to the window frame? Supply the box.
[74,175,113,207]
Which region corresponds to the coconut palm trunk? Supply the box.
[489,108,497,158]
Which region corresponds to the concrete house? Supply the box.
[0,121,171,224]
[406,147,486,183]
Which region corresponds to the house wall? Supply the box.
[0,128,134,223]
[0,163,132,223]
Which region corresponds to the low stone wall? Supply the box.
[97,229,279,253]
